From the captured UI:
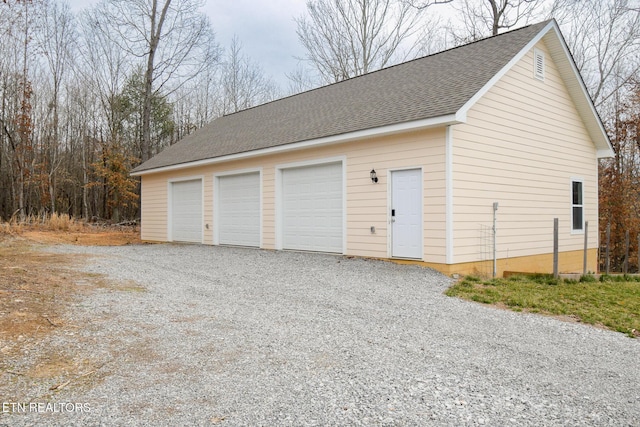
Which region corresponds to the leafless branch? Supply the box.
[296,0,435,84]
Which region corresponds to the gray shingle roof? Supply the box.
[133,21,550,173]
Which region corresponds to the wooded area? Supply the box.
[0,0,279,222]
[0,0,638,270]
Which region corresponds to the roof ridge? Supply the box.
[133,19,556,173]
[220,20,553,118]
[351,19,553,82]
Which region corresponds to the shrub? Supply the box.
[47,213,77,231]
[1,213,84,234]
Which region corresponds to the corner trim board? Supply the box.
[445,125,454,264]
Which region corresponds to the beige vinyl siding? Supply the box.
[344,131,445,260]
[139,127,446,262]
[140,177,168,241]
[452,40,598,265]
[142,170,213,243]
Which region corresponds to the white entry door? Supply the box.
[391,169,422,259]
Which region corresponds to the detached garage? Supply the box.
[132,21,613,276]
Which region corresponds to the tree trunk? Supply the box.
[82,136,89,220]
[112,192,120,223]
[141,0,172,163]
[48,176,55,213]
[141,54,154,162]
[17,171,24,220]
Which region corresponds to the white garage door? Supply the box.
[171,179,202,243]
[218,172,260,247]
[282,162,343,253]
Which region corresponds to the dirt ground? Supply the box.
[20,227,142,246]
[0,227,142,391]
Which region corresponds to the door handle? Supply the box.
[391,209,395,222]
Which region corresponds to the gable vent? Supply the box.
[534,48,545,81]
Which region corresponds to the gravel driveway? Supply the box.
[3,244,639,426]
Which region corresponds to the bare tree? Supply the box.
[286,65,319,95]
[220,36,279,115]
[295,0,431,83]
[0,0,40,220]
[403,0,454,9]
[171,63,220,140]
[95,0,220,162]
[36,0,76,213]
[78,6,131,145]
[551,0,640,108]
[77,6,137,220]
[448,0,549,43]
[0,0,224,221]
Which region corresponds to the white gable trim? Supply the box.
[457,21,555,119]
[131,114,461,176]
[457,20,613,159]
[543,25,614,158]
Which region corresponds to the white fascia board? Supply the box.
[597,148,615,159]
[131,114,461,176]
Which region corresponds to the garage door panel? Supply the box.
[171,179,202,243]
[282,162,343,253]
[218,173,260,247]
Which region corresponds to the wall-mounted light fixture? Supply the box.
[370,169,378,183]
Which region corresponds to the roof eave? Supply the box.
[131,113,463,176]
[597,148,615,159]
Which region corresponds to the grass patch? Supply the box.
[446,274,640,338]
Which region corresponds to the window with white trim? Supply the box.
[571,179,584,232]
[534,48,545,81]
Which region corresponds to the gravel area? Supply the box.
[2,244,639,426]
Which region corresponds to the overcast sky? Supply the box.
[204,0,307,88]
[67,0,308,89]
